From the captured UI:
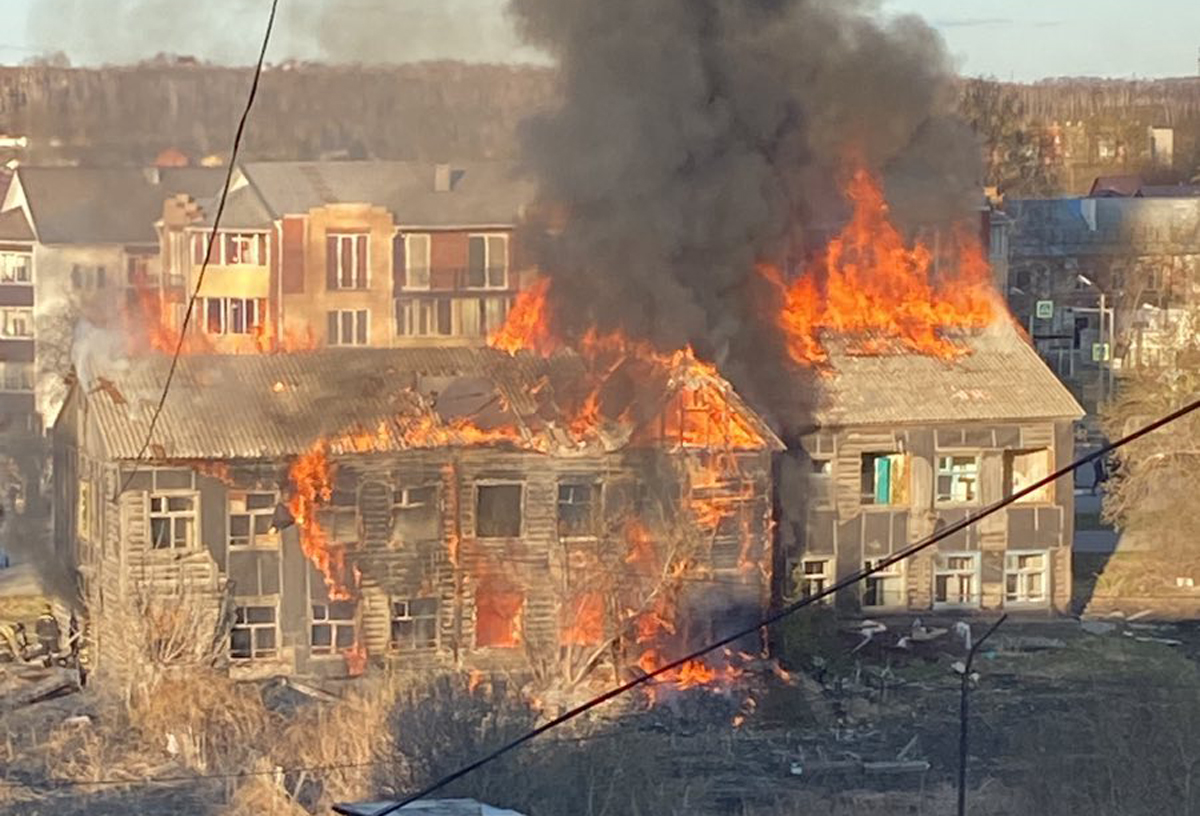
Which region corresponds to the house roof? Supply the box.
[16,166,224,244]
[812,321,1084,427]
[201,161,535,229]
[335,800,526,816]
[1089,175,1143,197]
[0,207,34,242]
[77,347,781,461]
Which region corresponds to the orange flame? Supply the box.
[489,278,556,354]
[766,167,996,365]
[287,441,353,601]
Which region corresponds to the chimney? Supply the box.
[434,163,453,193]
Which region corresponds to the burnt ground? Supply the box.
[2,618,1198,815]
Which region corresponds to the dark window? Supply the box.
[476,484,522,538]
[557,482,598,538]
[95,266,106,288]
[391,486,439,543]
[436,299,452,336]
[390,598,438,650]
[468,235,486,288]
[230,605,277,659]
[70,265,83,289]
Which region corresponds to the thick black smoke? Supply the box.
[508,0,982,432]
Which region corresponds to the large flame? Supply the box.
[765,168,996,365]
[287,441,353,601]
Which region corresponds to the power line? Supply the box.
[117,0,280,496]
[360,395,1200,815]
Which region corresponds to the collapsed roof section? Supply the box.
[76,347,782,461]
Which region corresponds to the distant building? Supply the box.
[1005,186,1200,409]
[157,161,538,353]
[0,165,224,423]
[793,323,1083,615]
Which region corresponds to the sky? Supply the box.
[0,0,1197,80]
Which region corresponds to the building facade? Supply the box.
[792,325,1084,616]
[54,348,779,681]
[157,161,537,354]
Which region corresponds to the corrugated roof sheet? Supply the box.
[813,321,1084,427]
[82,347,780,461]
[17,166,224,244]
[204,160,535,228]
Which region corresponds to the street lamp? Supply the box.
[1076,274,1114,403]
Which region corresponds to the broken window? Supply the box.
[229,492,278,549]
[1004,448,1053,504]
[1005,552,1048,604]
[326,233,369,289]
[402,233,431,291]
[557,482,599,539]
[327,309,369,346]
[230,604,277,660]
[391,485,439,543]
[934,553,980,607]
[0,252,31,284]
[863,558,905,608]
[799,559,832,604]
[467,234,509,289]
[861,453,909,506]
[149,494,196,549]
[936,455,980,504]
[390,598,438,650]
[807,458,833,507]
[475,483,522,538]
[311,601,356,654]
[475,575,523,648]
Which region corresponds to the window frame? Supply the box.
[0,251,32,284]
[228,491,280,550]
[936,453,982,506]
[310,601,357,656]
[203,297,264,336]
[466,233,510,290]
[221,232,266,266]
[402,233,431,291]
[475,481,524,539]
[0,307,33,338]
[0,361,34,392]
[230,602,279,661]
[389,597,439,651]
[799,558,833,604]
[148,491,198,550]
[933,552,982,609]
[1004,550,1050,606]
[395,297,450,338]
[557,480,601,540]
[328,232,370,290]
[862,558,906,610]
[327,309,370,346]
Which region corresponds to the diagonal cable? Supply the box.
[357,395,1200,815]
[118,0,280,495]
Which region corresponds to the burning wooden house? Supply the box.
[764,171,1086,615]
[52,346,781,683]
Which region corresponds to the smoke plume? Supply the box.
[507,0,982,431]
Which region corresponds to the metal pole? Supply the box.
[957,614,1008,816]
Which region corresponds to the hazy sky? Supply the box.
[0,0,1197,80]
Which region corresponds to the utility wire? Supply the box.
[360,394,1200,815]
[118,0,280,496]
